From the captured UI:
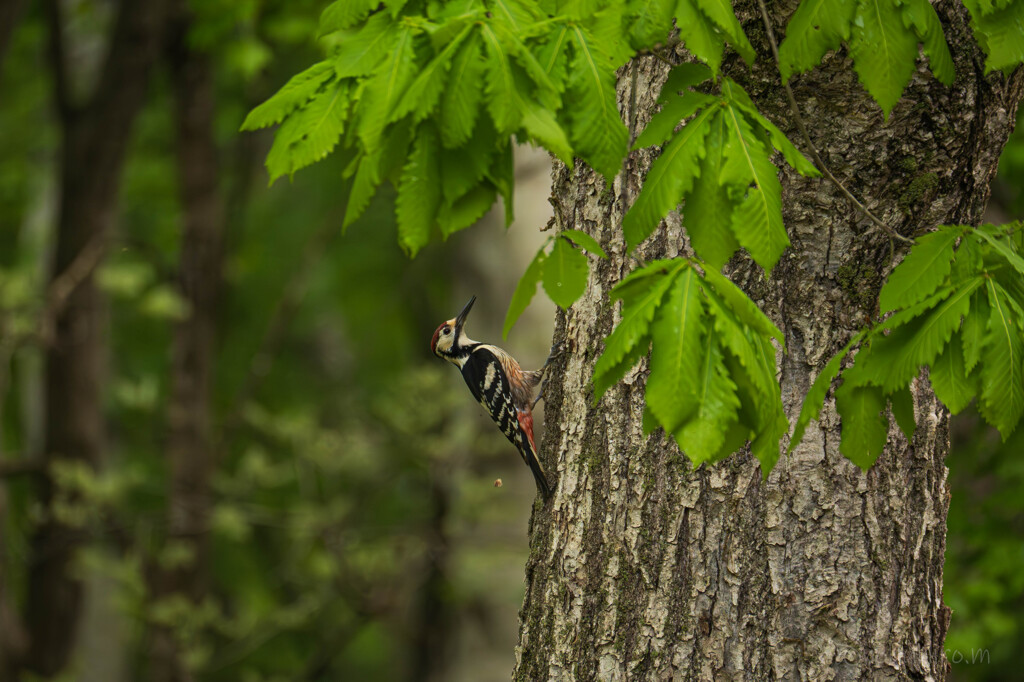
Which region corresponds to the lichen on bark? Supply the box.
[514,2,1023,680]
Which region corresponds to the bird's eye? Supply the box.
[443,327,450,335]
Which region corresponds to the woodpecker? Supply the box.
[431,296,553,499]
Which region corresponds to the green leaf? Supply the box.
[535,25,570,92]
[980,279,1024,437]
[520,100,574,167]
[889,384,916,441]
[358,26,418,151]
[438,183,497,236]
[778,0,856,81]
[319,0,379,36]
[656,63,713,104]
[594,337,652,399]
[267,81,351,183]
[392,25,474,124]
[567,26,629,181]
[675,0,726,73]
[440,30,486,147]
[481,25,523,135]
[879,226,964,313]
[633,92,717,150]
[629,0,676,48]
[674,330,740,463]
[930,332,976,414]
[623,107,715,249]
[962,288,989,372]
[593,266,679,398]
[334,12,396,79]
[702,268,784,346]
[396,125,441,256]
[560,230,607,258]
[543,234,589,308]
[835,382,889,470]
[344,149,383,228]
[899,0,956,85]
[849,0,920,117]
[788,331,865,453]
[967,0,1024,72]
[974,227,1024,278]
[503,245,547,338]
[242,61,335,131]
[722,79,819,178]
[684,112,739,268]
[721,105,788,273]
[647,268,705,433]
[693,0,756,64]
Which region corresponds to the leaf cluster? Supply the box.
[592,259,788,474]
[625,66,819,273]
[791,224,1024,468]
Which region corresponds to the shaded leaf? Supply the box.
[543,234,589,308]
[503,245,547,338]
[836,382,889,470]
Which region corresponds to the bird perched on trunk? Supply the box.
[431,296,553,499]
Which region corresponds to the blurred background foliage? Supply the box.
[0,1,1019,680]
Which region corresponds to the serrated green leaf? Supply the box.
[491,0,544,30]
[520,100,574,167]
[567,26,629,181]
[721,105,788,272]
[899,0,956,85]
[704,289,775,399]
[634,92,717,150]
[889,384,916,440]
[721,79,820,178]
[560,230,607,258]
[344,149,383,228]
[778,0,856,81]
[694,0,756,64]
[535,25,570,92]
[703,268,784,346]
[931,332,976,414]
[438,182,497,236]
[593,267,679,398]
[683,112,739,268]
[836,382,889,470]
[879,226,964,313]
[503,246,548,338]
[962,288,989,372]
[440,30,485,147]
[242,61,335,131]
[849,0,920,117]
[486,139,516,226]
[975,227,1024,278]
[980,279,1024,437]
[967,0,1024,72]
[623,107,716,249]
[480,24,523,135]
[675,0,726,73]
[396,125,441,255]
[674,330,740,464]
[629,0,676,48]
[594,337,652,399]
[648,268,705,433]
[359,26,418,151]
[611,258,683,299]
[319,0,379,36]
[334,12,397,79]
[392,25,473,124]
[440,121,497,203]
[656,63,713,104]
[788,331,865,453]
[543,234,589,308]
[267,81,351,183]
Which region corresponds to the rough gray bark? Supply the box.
[515,2,1023,681]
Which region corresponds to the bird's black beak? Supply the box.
[454,295,476,334]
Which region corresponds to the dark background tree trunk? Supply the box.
[147,2,225,679]
[23,0,167,676]
[515,2,1023,680]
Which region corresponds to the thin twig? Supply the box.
[40,232,109,344]
[753,0,912,247]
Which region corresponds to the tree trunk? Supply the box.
[148,3,224,679]
[24,0,167,676]
[515,2,1023,681]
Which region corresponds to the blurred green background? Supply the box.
[0,2,1020,680]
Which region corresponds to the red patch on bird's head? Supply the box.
[430,323,444,355]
